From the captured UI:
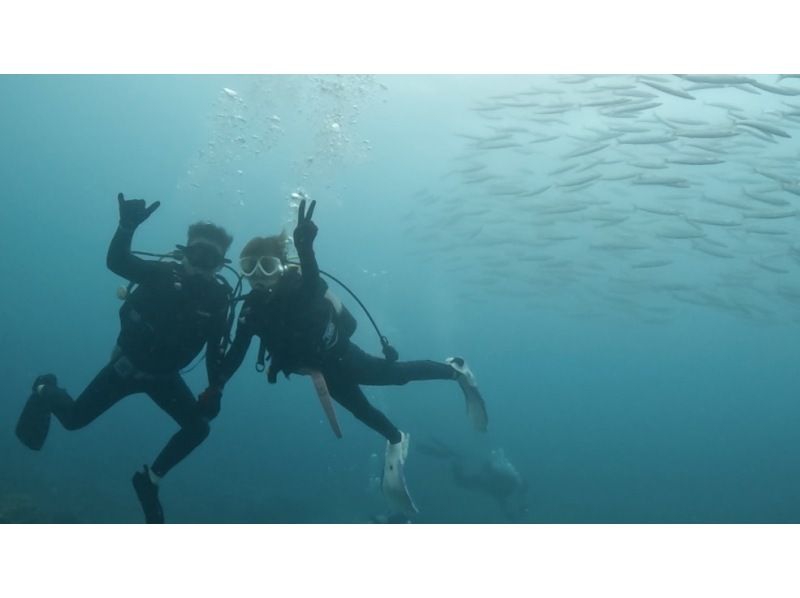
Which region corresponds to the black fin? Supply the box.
[16,392,51,451]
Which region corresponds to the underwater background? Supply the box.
[1,74,800,523]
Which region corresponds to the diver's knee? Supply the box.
[196,418,211,440]
[387,371,411,385]
[394,367,414,385]
[56,406,93,431]
[60,417,89,431]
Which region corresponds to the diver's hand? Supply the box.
[117,192,160,230]
[197,386,222,420]
[293,199,318,251]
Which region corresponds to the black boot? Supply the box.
[132,466,164,524]
[15,374,58,451]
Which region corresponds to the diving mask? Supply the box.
[240,255,285,278]
[180,242,228,271]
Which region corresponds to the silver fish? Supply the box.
[743,188,790,207]
[755,168,795,184]
[630,161,668,170]
[678,74,755,85]
[702,195,753,211]
[634,176,691,188]
[664,117,712,126]
[666,156,725,165]
[548,163,580,176]
[635,204,682,216]
[674,128,738,139]
[517,185,552,197]
[582,97,632,108]
[692,241,733,259]
[562,143,610,159]
[528,135,559,144]
[744,209,797,219]
[538,203,590,215]
[748,80,800,96]
[604,101,663,115]
[614,89,658,99]
[632,259,673,268]
[557,173,602,187]
[640,80,696,100]
[619,134,676,144]
[657,227,705,239]
[736,120,792,138]
[745,226,789,236]
[782,183,800,197]
[752,259,789,274]
[685,215,740,227]
[705,101,746,112]
[591,240,648,250]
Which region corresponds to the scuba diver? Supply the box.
[209,199,488,516]
[451,448,529,522]
[417,439,530,522]
[15,193,233,524]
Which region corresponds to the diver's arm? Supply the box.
[205,307,229,388]
[107,193,162,283]
[293,199,321,292]
[198,328,225,421]
[214,319,255,388]
[296,242,321,291]
[106,225,161,283]
[197,317,253,421]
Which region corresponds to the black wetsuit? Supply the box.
[451,461,529,522]
[34,225,229,477]
[218,242,455,443]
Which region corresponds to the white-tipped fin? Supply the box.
[381,432,418,517]
[447,357,489,432]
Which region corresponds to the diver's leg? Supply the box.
[325,373,417,515]
[48,365,137,429]
[131,375,208,524]
[337,343,456,386]
[325,374,402,443]
[146,375,210,478]
[16,364,136,450]
[336,344,489,432]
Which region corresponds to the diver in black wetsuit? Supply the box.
[416,439,529,522]
[15,193,233,524]
[206,199,488,516]
[450,449,530,522]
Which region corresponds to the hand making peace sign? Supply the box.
[293,198,318,251]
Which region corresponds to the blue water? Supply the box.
[2,74,800,523]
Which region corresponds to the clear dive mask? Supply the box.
[240,255,285,278]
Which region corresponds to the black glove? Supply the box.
[293,199,318,251]
[197,386,222,420]
[117,192,160,230]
